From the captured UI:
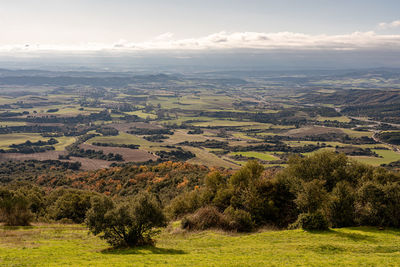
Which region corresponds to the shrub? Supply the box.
[356,181,400,227]
[47,189,96,223]
[86,191,167,247]
[328,181,355,227]
[181,206,229,231]
[49,191,93,223]
[293,211,329,231]
[166,190,206,219]
[224,207,254,232]
[295,179,329,214]
[0,188,33,226]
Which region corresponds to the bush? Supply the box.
[293,211,329,231]
[328,181,355,227]
[166,190,206,219]
[48,190,93,223]
[295,179,329,214]
[356,181,400,227]
[0,188,33,226]
[181,206,229,231]
[86,191,167,247]
[224,207,254,232]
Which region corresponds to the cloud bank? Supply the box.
[2,31,400,54]
[378,20,400,29]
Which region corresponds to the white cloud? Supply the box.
[154,32,174,41]
[2,31,400,54]
[378,20,400,29]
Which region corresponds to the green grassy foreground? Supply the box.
[1,224,400,266]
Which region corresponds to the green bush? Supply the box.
[293,211,329,231]
[47,189,96,223]
[328,181,355,227]
[166,189,207,219]
[295,179,329,214]
[224,207,254,232]
[86,191,167,247]
[0,188,33,226]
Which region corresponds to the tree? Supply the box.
[0,188,33,226]
[86,191,167,247]
[48,190,93,223]
[295,179,329,214]
[328,181,355,227]
[293,179,330,230]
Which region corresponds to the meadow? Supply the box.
[1,224,400,266]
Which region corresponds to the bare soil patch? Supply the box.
[108,122,163,132]
[283,126,343,138]
[79,144,157,162]
[0,151,66,161]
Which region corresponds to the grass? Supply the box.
[0,133,45,150]
[125,110,157,119]
[54,136,76,151]
[341,129,373,138]
[88,132,161,151]
[231,132,260,141]
[351,149,400,166]
[229,151,278,161]
[192,120,266,127]
[0,121,27,127]
[316,116,351,123]
[1,224,400,266]
[184,146,239,169]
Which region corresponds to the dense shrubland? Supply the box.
[168,152,400,231]
[1,151,400,247]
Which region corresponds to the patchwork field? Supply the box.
[0,68,400,170]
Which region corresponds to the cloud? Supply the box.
[2,31,400,54]
[154,32,174,41]
[378,20,400,29]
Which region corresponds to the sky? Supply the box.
[1,0,400,70]
[0,0,400,51]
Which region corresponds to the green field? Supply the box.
[54,136,76,151]
[229,151,278,161]
[0,133,45,150]
[1,224,400,266]
[88,132,161,151]
[316,116,351,123]
[351,149,400,166]
[341,128,373,138]
[125,110,157,119]
[192,120,265,127]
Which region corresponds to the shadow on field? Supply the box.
[101,246,186,255]
[305,229,375,242]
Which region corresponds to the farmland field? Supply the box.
[229,151,278,161]
[0,133,45,150]
[0,68,399,170]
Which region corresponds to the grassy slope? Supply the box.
[1,224,400,266]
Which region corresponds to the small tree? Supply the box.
[48,190,93,223]
[328,181,355,227]
[0,188,33,226]
[294,179,330,230]
[86,191,166,247]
